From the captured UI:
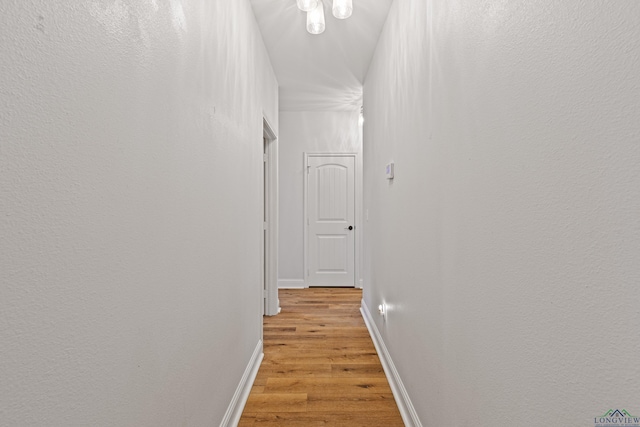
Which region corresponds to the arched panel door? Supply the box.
[307,156,355,287]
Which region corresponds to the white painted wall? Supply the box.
[363,0,640,425]
[278,111,362,288]
[0,1,277,425]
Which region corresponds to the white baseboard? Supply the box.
[278,279,305,289]
[219,340,264,427]
[360,301,422,427]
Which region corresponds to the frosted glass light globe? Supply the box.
[297,0,319,12]
[306,1,325,35]
[332,0,352,19]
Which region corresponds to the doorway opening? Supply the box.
[262,117,279,316]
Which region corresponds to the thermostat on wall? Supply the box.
[385,162,394,179]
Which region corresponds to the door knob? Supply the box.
[345,225,353,230]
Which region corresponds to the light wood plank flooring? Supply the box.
[239,288,404,426]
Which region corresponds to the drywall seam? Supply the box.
[277,279,306,289]
[219,340,263,427]
[361,301,422,427]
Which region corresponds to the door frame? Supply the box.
[303,152,362,288]
[263,117,279,315]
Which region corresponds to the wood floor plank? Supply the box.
[251,412,405,427]
[254,364,333,378]
[264,353,382,365]
[264,344,377,354]
[264,377,392,394]
[330,363,387,377]
[306,394,399,411]
[239,288,404,425]
[237,415,256,426]
[243,393,308,413]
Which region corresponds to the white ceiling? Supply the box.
[249,0,394,111]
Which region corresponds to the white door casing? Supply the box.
[263,117,279,316]
[306,154,356,287]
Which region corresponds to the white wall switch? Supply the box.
[385,162,394,179]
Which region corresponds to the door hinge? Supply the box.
[263,289,268,299]
[263,153,268,162]
[263,221,268,230]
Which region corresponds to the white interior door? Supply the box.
[307,155,355,287]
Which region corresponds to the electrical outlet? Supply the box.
[378,303,387,321]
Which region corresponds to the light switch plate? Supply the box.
[385,162,394,179]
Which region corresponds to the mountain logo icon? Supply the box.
[595,409,640,427]
[600,409,636,418]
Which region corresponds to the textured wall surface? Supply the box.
[363,0,640,425]
[278,111,361,285]
[0,0,277,425]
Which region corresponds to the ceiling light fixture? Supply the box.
[296,0,318,12]
[332,0,352,19]
[306,0,325,35]
[301,0,353,35]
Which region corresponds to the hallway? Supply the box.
[2,1,639,425]
[239,289,403,426]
